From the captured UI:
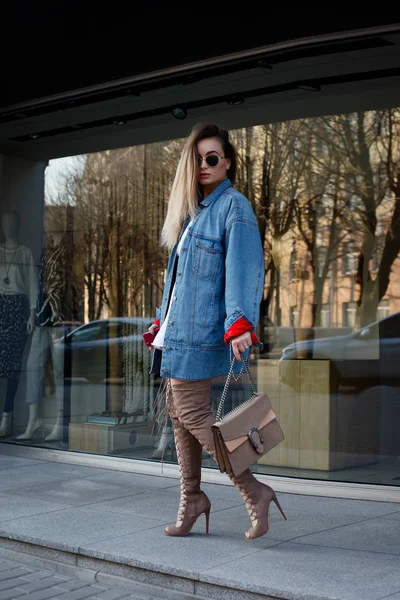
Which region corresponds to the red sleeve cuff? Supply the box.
[224,317,260,345]
[154,319,160,327]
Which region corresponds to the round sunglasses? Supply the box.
[198,154,226,167]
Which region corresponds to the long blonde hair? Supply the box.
[160,123,237,250]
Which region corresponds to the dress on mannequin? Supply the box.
[18,243,65,441]
[0,211,38,438]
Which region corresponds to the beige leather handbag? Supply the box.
[212,345,284,477]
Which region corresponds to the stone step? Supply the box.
[0,541,227,600]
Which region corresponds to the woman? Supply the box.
[147,123,286,539]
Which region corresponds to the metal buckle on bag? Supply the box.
[248,428,264,453]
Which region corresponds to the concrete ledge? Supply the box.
[0,534,337,600]
[79,553,197,584]
[0,536,77,565]
[0,538,208,600]
[196,581,283,600]
[0,546,215,600]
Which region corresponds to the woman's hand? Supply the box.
[148,323,159,335]
[230,331,252,362]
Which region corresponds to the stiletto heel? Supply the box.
[273,493,288,521]
[205,506,211,535]
[165,491,211,537]
[231,471,288,540]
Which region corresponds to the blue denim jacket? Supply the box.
[155,178,264,380]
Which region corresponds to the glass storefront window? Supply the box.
[1,106,400,488]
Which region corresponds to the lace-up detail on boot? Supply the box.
[232,476,258,527]
[174,427,189,527]
[164,379,211,537]
[230,471,288,539]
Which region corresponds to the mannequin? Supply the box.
[17,239,65,441]
[152,417,173,458]
[0,210,38,437]
[44,239,66,442]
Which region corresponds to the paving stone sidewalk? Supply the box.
[0,557,190,600]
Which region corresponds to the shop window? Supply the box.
[3,96,400,490]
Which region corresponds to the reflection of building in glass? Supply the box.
[264,110,400,333]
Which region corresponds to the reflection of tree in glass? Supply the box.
[44,111,400,337]
[320,110,400,326]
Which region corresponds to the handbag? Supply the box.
[211,344,284,477]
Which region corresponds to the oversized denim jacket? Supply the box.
[154,178,264,380]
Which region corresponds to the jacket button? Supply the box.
[173,296,177,301]
[177,272,181,276]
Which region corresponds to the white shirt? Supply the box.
[152,219,193,349]
[0,245,38,309]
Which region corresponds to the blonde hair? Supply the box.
[161,123,237,250]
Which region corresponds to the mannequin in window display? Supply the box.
[0,210,38,437]
[43,238,67,442]
[17,240,65,440]
[152,415,173,458]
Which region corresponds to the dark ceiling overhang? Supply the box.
[1,6,400,160]
[1,4,400,111]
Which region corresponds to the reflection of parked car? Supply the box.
[280,312,400,391]
[53,318,153,383]
[51,321,84,341]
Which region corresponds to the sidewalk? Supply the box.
[0,449,399,600]
[0,556,194,600]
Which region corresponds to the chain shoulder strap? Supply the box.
[216,342,258,421]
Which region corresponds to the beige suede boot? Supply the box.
[164,380,210,536]
[169,378,287,540]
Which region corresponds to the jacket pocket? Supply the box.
[193,238,223,279]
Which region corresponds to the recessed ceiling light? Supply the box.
[29,133,40,139]
[256,58,273,69]
[112,119,127,126]
[227,96,244,105]
[172,107,187,120]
